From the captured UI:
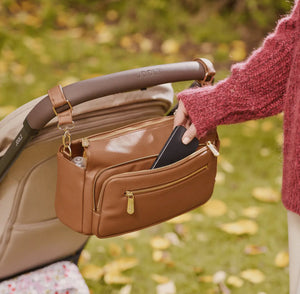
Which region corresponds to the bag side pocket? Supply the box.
[56,152,85,233]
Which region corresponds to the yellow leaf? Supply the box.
[152,250,173,265]
[276,133,284,147]
[220,137,231,147]
[198,275,213,283]
[119,285,132,294]
[218,157,234,173]
[106,10,119,22]
[104,272,133,285]
[252,187,280,203]
[230,40,247,62]
[104,257,138,273]
[201,199,227,217]
[151,274,170,284]
[167,213,192,224]
[227,275,244,288]
[260,148,271,157]
[215,171,226,185]
[108,243,122,257]
[240,269,265,284]
[161,39,179,55]
[150,236,171,250]
[156,281,176,294]
[220,219,258,235]
[275,251,289,268]
[261,121,274,132]
[122,231,140,240]
[78,249,91,265]
[244,244,267,255]
[81,264,104,281]
[242,206,262,218]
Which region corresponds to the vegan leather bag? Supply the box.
[50,59,219,238]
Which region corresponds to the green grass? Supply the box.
[0,1,290,293]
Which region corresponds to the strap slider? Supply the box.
[52,99,73,116]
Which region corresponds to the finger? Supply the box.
[182,123,197,145]
[173,100,188,127]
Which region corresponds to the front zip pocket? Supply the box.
[124,164,208,215]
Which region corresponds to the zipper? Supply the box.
[92,154,157,211]
[125,164,208,215]
[206,141,219,157]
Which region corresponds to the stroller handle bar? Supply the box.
[0,59,215,182]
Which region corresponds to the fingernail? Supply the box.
[182,137,190,145]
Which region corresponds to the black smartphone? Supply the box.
[150,125,199,169]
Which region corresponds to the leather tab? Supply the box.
[48,85,73,127]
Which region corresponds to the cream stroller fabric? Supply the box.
[0,84,173,279]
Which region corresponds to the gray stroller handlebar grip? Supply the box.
[26,61,206,130]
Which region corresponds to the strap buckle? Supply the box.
[194,58,216,86]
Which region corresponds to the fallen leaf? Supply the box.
[151,274,170,284]
[213,271,226,284]
[198,275,213,283]
[122,231,140,240]
[219,219,258,235]
[261,121,274,131]
[108,243,122,257]
[152,250,173,265]
[201,199,227,217]
[242,206,262,219]
[276,133,284,146]
[227,275,244,288]
[174,224,189,238]
[260,147,271,157]
[156,281,176,294]
[275,251,289,268]
[219,157,235,173]
[104,272,133,285]
[119,285,132,294]
[104,257,138,273]
[244,244,267,255]
[252,187,280,203]
[164,232,181,246]
[161,39,179,55]
[167,213,192,224]
[230,40,247,61]
[78,249,91,265]
[151,236,171,250]
[81,264,104,281]
[215,171,226,185]
[125,243,135,255]
[193,267,204,274]
[240,269,265,284]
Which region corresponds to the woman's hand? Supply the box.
[173,100,198,145]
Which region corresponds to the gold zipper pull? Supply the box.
[82,137,89,148]
[126,191,135,215]
[82,137,89,159]
[206,141,219,157]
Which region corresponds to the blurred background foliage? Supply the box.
[0,0,292,108]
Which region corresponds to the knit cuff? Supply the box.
[177,84,221,138]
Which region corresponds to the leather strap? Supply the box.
[48,85,73,127]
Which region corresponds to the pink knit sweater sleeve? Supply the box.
[178,3,298,137]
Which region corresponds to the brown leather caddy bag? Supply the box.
[55,116,219,238]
